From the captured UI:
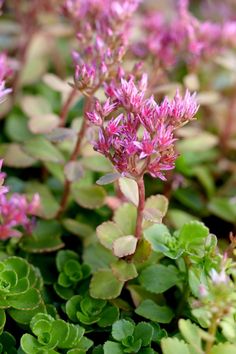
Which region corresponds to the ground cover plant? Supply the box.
[0,0,236,352]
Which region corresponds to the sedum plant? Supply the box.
[0,256,45,331]
[103,319,156,354]
[66,294,119,327]
[20,313,93,354]
[54,250,91,300]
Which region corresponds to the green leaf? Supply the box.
[46,127,77,143]
[97,172,121,185]
[167,209,198,229]
[3,143,36,168]
[179,319,203,354]
[23,136,65,163]
[97,221,123,250]
[29,113,59,135]
[114,203,137,235]
[72,184,106,209]
[144,195,169,224]
[4,112,34,142]
[161,337,190,354]
[112,319,134,341]
[178,221,209,246]
[8,302,46,325]
[111,260,138,282]
[20,334,45,354]
[144,224,171,253]
[112,235,137,258]
[103,341,124,354]
[139,264,179,293]
[134,322,154,346]
[133,239,152,263]
[83,242,117,273]
[208,197,236,223]
[20,220,64,253]
[63,219,93,238]
[7,288,41,310]
[90,270,124,299]
[97,306,119,327]
[0,310,6,334]
[56,250,79,272]
[119,177,139,206]
[135,299,174,324]
[64,161,84,182]
[177,132,218,153]
[81,155,113,173]
[209,344,236,354]
[192,166,215,198]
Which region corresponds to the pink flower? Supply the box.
[88,76,199,180]
[0,161,40,240]
[0,53,12,103]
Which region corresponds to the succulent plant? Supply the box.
[0,256,45,331]
[66,294,119,327]
[54,250,91,300]
[20,313,93,353]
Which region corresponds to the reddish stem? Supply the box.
[220,97,236,152]
[135,177,145,240]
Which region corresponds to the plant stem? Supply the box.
[59,87,78,127]
[135,177,145,240]
[220,95,236,152]
[56,98,89,218]
[205,315,218,354]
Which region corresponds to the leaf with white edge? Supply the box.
[64,161,84,182]
[3,144,36,168]
[135,300,174,324]
[114,203,137,235]
[81,155,113,173]
[144,195,169,224]
[90,270,124,300]
[23,136,65,163]
[179,319,203,354]
[46,128,77,142]
[112,319,134,341]
[97,221,123,250]
[146,194,168,214]
[96,172,121,185]
[209,343,236,354]
[112,236,137,258]
[161,337,190,354]
[72,184,106,209]
[143,208,163,224]
[28,113,59,134]
[111,260,138,282]
[43,73,71,93]
[21,95,51,118]
[139,264,179,294]
[119,177,139,206]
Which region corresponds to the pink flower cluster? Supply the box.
[134,0,236,68]
[87,76,199,180]
[64,0,140,95]
[0,160,40,239]
[0,53,12,103]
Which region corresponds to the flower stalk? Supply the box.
[135,177,145,240]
